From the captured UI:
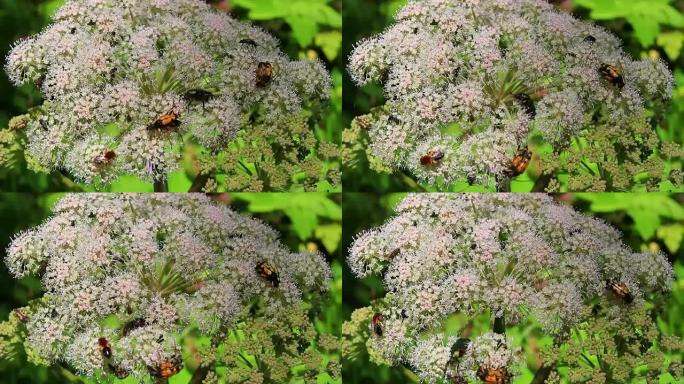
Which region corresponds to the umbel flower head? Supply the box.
[347,194,673,383]
[5,0,332,188]
[5,194,332,381]
[347,0,678,190]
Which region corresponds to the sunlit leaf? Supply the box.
[232,0,341,47]
[657,224,684,253]
[657,31,684,60]
[315,31,342,61]
[314,223,341,253]
[575,0,684,47]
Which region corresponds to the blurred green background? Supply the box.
[342,193,684,383]
[0,192,342,383]
[0,0,342,192]
[342,0,684,193]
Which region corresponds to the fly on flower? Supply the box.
[147,110,181,131]
[599,64,625,89]
[149,358,182,379]
[98,337,112,359]
[121,318,147,336]
[183,89,215,109]
[504,147,532,177]
[449,338,470,362]
[420,149,445,166]
[108,364,130,379]
[255,62,273,87]
[607,281,633,304]
[371,312,383,336]
[93,150,116,165]
[446,337,470,377]
[240,38,258,47]
[477,366,510,384]
[514,94,536,119]
[13,308,29,322]
[255,261,279,287]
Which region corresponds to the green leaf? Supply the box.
[657,224,684,253]
[574,0,684,47]
[626,14,661,46]
[628,208,661,239]
[657,31,684,60]
[232,0,341,47]
[511,174,535,192]
[285,15,318,47]
[108,175,153,192]
[314,223,342,253]
[231,193,341,240]
[286,205,319,240]
[168,170,192,192]
[168,368,192,384]
[575,193,684,240]
[315,31,342,61]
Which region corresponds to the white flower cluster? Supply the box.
[5,193,331,381]
[5,0,331,185]
[349,193,673,382]
[348,0,673,186]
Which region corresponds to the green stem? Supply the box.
[154,378,169,384]
[189,172,211,192]
[580,159,596,176]
[237,160,253,176]
[531,173,553,192]
[400,171,427,192]
[154,177,168,192]
[237,352,253,368]
[55,170,82,191]
[497,177,512,193]
[493,316,505,335]
[58,364,83,383]
[530,364,554,384]
[189,364,213,384]
[580,352,595,368]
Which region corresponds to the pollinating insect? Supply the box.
[446,337,470,380]
[93,150,116,165]
[255,62,273,87]
[149,358,182,379]
[420,149,445,166]
[147,110,181,131]
[98,337,112,359]
[504,147,532,177]
[183,89,215,108]
[108,364,130,379]
[514,93,535,119]
[607,281,633,304]
[584,35,596,43]
[599,64,625,89]
[14,308,29,322]
[121,318,147,336]
[240,38,258,48]
[449,338,470,363]
[477,366,510,384]
[371,313,383,336]
[255,261,279,287]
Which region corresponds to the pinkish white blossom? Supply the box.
[5,193,331,381]
[348,0,675,188]
[4,0,331,186]
[349,194,673,382]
